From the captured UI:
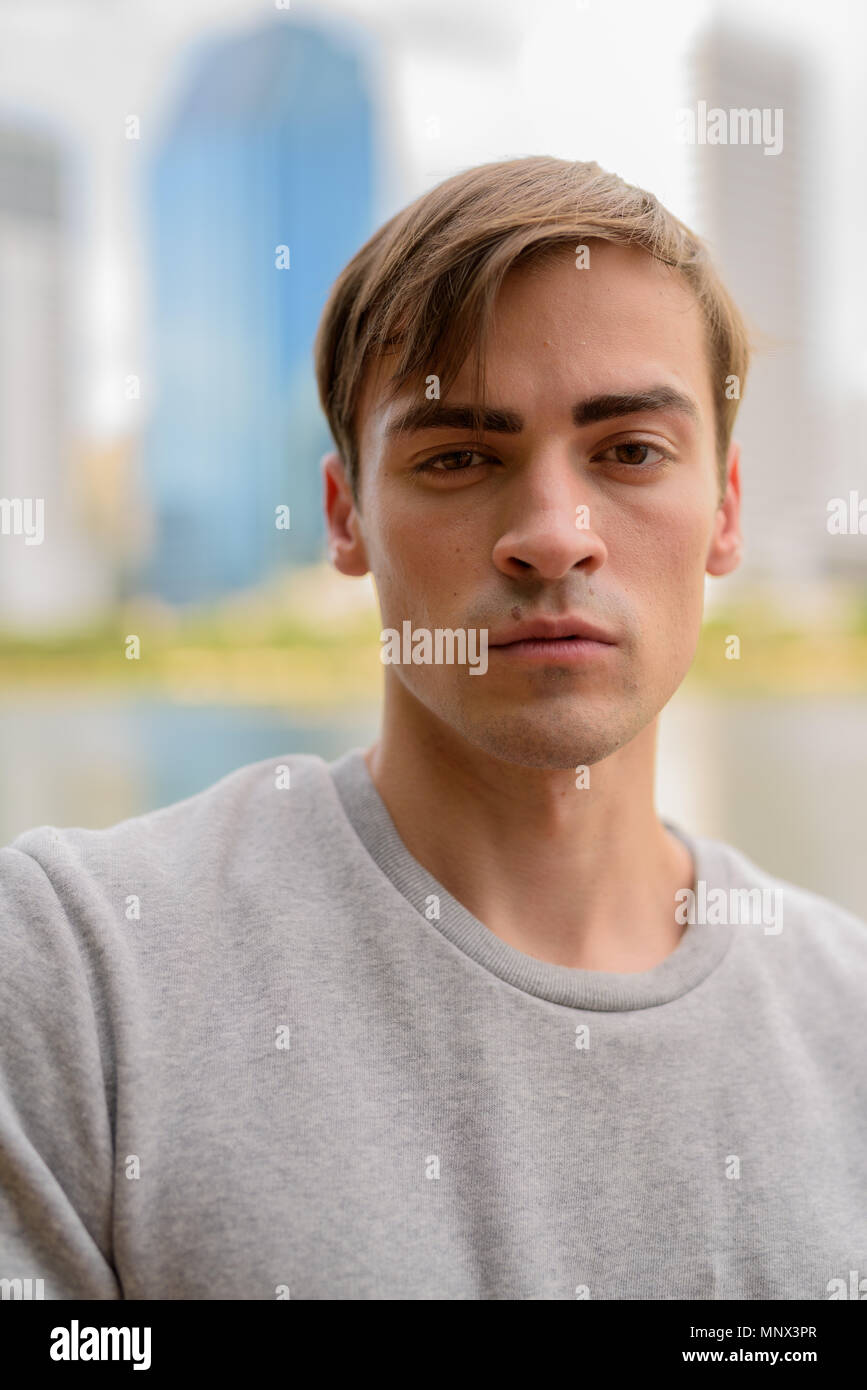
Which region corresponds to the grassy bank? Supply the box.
[1,583,865,703]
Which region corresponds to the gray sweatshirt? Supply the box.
[0,747,865,1301]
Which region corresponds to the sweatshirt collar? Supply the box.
[328,747,735,1011]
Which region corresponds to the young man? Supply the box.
[1,157,865,1302]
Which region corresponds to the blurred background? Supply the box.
[1,0,865,914]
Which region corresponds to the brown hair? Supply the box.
[314,155,750,504]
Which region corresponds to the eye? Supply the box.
[594,440,670,467]
[412,449,497,476]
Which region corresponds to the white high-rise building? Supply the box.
[0,126,114,628]
[690,14,866,588]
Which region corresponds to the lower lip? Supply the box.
[490,637,615,663]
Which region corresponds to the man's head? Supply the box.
[315,156,748,770]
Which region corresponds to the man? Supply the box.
[1,156,865,1301]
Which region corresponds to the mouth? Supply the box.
[488,616,618,663]
[489,634,615,664]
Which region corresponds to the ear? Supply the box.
[321,451,370,577]
[705,440,742,577]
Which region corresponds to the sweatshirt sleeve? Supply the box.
[0,837,121,1299]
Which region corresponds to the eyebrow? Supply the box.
[383,386,701,438]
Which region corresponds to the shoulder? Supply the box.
[692,829,867,979]
[0,751,336,921]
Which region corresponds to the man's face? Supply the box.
[329,240,741,769]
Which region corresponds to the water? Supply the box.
[657,689,867,921]
[0,695,379,843]
[2,690,865,920]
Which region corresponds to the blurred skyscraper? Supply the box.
[0,126,114,627]
[691,18,866,585]
[140,18,376,603]
[691,22,823,582]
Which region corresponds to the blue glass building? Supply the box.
[141,19,376,602]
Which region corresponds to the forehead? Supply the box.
[355,240,713,455]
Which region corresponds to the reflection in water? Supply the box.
[658,689,867,920]
[2,691,865,920]
[0,696,379,844]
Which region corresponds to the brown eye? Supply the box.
[414,450,497,475]
[595,441,669,467]
[434,452,478,471]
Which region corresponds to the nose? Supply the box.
[491,451,607,581]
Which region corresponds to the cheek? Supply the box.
[665,500,716,592]
[374,497,481,597]
[366,502,458,619]
[610,500,711,632]
[620,482,711,566]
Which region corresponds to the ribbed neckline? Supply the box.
[327,747,736,1011]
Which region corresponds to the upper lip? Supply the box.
[489,615,617,646]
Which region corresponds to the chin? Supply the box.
[448,707,642,770]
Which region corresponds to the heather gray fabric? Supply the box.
[0,747,865,1301]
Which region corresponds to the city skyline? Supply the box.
[0,0,864,625]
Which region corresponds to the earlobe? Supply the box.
[322,451,370,578]
[705,441,743,577]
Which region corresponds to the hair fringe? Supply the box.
[313,156,751,502]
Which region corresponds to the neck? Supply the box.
[363,687,695,972]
